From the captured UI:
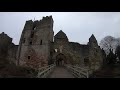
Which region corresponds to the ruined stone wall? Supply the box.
[79,44,89,67]
[89,46,103,70]
[0,32,12,57]
[7,44,18,64]
[0,32,17,65]
[68,42,83,65]
[19,45,49,69]
[68,42,89,66]
[67,40,103,70]
[49,42,54,64]
[88,35,103,71]
[53,41,90,67]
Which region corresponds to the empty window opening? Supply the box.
[55,49,57,52]
[28,56,30,59]
[40,40,42,45]
[23,38,25,43]
[30,32,34,38]
[30,41,32,45]
[54,50,56,53]
[33,26,36,30]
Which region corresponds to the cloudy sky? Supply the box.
[1,12,120,45]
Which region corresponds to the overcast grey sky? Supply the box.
[0,12,120,45]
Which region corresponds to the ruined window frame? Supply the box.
[33,25,36,30]
[84,58,89,66]
[30,41,32,45]
[23,38,25,43]
[28,56,31,59]
[30,31,34,38]
[40,40,42,45]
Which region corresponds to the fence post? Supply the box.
[86,70,89,78]
[37,64,55,78]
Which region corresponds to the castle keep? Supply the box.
[0,16,104,71]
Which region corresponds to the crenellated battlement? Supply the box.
[23,16,53,31]
[23,20,34,30]
[36,15,53,28]
[34,16,53,24]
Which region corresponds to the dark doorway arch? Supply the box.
[56,53,66,66]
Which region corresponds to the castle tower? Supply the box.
[88,34,98,47]
[52,30,70,66]
[17,16,54,70]
[88,34,103,71]
[54,30,68,44]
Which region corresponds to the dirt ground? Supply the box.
[0,63,37,78]
[92,64,120,78]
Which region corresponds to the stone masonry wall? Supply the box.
[17,16,54,70]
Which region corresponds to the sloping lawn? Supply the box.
[0,63,37,78]
[92,64,120,78]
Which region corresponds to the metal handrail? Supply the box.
[65,64,90,78]
[37,64,56,78]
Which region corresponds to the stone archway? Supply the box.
[56,53,66,66]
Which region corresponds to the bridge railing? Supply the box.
[65,64,91,78]
[37,64,56,78]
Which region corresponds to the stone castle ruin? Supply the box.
[0,16,104,71]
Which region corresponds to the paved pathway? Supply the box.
[47,66,75,78]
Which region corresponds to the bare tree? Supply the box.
[99,36,116,55]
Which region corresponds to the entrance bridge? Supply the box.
[37,64,91,78]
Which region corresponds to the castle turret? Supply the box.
[88,34,98,47]
[54,30,69,54]
[88,34,103,71]
[54,30,68,43]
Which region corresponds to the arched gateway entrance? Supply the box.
[56,53,66,66]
